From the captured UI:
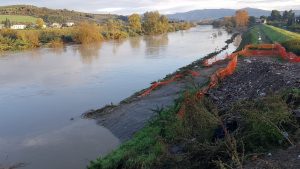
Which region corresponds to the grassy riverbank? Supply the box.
[237,24,300,54]
[89,87,300,169]
[88,28,300,168]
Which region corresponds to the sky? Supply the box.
[1,0,300,15]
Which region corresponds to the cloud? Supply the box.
[1,0,300,14]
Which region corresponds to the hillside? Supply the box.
[0,15,37,23]
[0,5,123,23]
[167,8,271,21]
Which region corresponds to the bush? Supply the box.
[49,39,64,48]
[282,39,300,55]
[74,22,103,44]
[17,30,40,47]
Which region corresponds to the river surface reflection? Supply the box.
[0,25,238,169]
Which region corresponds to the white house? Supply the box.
[51,23,62,28]
[10,24,26,30]
[65,22,75,27]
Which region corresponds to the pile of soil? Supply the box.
[208,56,300,169]
[208,57,300,111]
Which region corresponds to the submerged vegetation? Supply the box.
[0,11,194,52]
[89,88,299,169]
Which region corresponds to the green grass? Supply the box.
[88,88,299,169]
[236,26,260,51]
[261,24,300,43]
[0,15,38,23]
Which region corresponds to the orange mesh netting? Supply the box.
[178,43,300,118]
[139,70,200,97]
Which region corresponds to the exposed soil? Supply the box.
[208,57,300,111]
[208,57,300,169]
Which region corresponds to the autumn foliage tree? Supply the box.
[143,11,170,35]
[74,22,103,44]
[235,10,249,28]
[128,13,142,33]
[36,18,45,29]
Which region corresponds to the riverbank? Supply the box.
[87,26,300,169]
[0,15,194,52]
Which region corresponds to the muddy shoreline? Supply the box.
[83,33,240,141]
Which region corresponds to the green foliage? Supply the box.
[270,10,282,21]
[88,104,181,169]
[142,11,169,35]
[102,19,129,40]
[89,88,299,169]
[236,26,259,51]
[0,5,119,24]
[230,95,294,152]
[282,39,300,55]
[0,15,37,24]
[128,14,142,34]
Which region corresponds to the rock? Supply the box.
[268,153,272,157]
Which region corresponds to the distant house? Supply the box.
[65,22,75,27]
[0,24,4,29]
[255,18,267,24]
[42,24,47,28]
[295,16,300,24]
[10,24,26,30]
[51,23,62,28]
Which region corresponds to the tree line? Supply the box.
[0,11,194,51]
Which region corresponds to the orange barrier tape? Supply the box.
[139,70,201,97]
[179,43,300,118]
[204,43,300,67]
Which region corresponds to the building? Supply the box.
[10,24,26,30]
[65,22,75,27]
[51,23,62,28]
[295,16,300,24]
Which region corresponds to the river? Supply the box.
[0,25,239,169]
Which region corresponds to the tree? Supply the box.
[36,18,45,29]
[128,13,142,33]
[270,10,281,21]
[248,16,256,27]
[74,22,103,44]
[159,15,169,33]
[235,10,249,28]
[143,11,169,34]
[4,18,11,28]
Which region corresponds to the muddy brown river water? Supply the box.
[0,25,238,169]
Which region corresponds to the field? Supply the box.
[261,24,300,42]
[0,15,38,23]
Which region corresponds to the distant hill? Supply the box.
[0,14,37,23]
[0,5,123,23]
[168,8,272,21]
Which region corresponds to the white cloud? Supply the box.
[1,0,300,14]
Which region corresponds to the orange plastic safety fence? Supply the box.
[139,70,201,97]
[203,43,300,67]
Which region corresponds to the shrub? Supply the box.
[282,39,300,55]
[49,39,64,48]
[17,30,40,47]
[74,22,103,44]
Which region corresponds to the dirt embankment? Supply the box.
[208,57,300,169]
[83,34,240,141]
[209,57,300,111]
